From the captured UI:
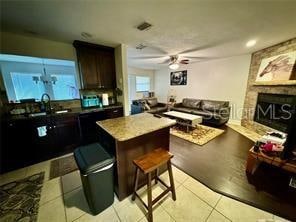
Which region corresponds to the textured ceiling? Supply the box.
[1,0,296,69]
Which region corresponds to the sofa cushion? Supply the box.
[201,100,229,111]
[132,99,146,105]
[146,98,158,107]
[147,106,167,114]
[171,107,195,113]
[182,98,201,109]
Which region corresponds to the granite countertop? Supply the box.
[96,113,176,141]
[6,104,123,121]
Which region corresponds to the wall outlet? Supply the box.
[289,176,296,189]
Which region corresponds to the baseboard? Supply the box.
[228,119,241,125]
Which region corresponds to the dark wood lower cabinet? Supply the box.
[0,107,123,173]
[1,119,33,172]
[30,114,81,163]
[0,114,81,173]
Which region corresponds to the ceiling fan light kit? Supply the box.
[169,63,179,70]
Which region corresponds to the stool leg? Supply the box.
[147,172,153,222]
[155,168,159,184]
[167,160,176,201]
[132,167,139,201]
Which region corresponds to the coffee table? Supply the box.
[163,111,203,132]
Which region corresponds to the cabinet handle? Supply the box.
[113,110,118,113]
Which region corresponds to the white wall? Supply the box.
[154,54,251,121]
[128,67,155,104]
[115,44,129,116]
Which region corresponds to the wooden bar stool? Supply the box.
[132,148,176,222]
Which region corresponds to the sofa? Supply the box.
[131,98,167,114]
[171,98,230,126]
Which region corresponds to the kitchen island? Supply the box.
[96,113,176,200]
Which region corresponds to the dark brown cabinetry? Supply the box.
[105,107,124,119]
[78,106,123,145]
[73,41,116,89]
[0,114,80,173]
[0,107,123,173]
[1,119,33,172]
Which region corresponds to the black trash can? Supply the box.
[74,143,115,215]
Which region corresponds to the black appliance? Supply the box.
[254,93,296,159]
[254,93,296,133]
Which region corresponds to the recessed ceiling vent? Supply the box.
[81,32,92,38]
[136,44,146,50]
[137,22,152,31]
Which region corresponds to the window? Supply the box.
[0,54,79,102]
[11,72,45,101]
[136,76,150,92]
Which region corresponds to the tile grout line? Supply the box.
[71,211,87,222]
[204,195,223,222]
[112,205,123,222]
[157,185,183,222]
[60,175,69,222]
[182,184,218,210]
[213,196,233,222]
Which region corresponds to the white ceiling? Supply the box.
[1,0,296,70]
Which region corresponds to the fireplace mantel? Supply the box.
[253,80,296,86]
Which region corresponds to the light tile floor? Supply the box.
[0,158,291,222]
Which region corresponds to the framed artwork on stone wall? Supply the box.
[255,51,296,83]
[170,70,187,85]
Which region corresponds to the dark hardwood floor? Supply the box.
[170,125,296,221]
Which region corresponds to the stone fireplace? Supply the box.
[242,38,296,135]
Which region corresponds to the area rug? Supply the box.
[49,155,78,180]
[170,124,224,146]
[0,172,44,222]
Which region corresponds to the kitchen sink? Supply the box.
[29,112,47,117]
[55,110,69,114]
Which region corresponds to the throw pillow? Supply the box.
[144,103,151,110]
[146,98,158,107]
[182,98,201,108]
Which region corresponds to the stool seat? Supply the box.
[133,148,174,174]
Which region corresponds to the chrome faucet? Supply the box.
[41,93,52,113]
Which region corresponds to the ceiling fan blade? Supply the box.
[158,58,171,64]
[128,55,168,59]
[181,56,206,59]
[179,60,189,64]
[178,42,222,55]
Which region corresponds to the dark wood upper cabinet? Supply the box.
[73,41,116,89]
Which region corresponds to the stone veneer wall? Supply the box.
[241,38,296,135]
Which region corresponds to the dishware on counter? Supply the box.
[10,108,26,115]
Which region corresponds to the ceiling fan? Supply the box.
[130,53,208,70]
[164,55,189,70]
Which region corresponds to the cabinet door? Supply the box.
[1,119,34,172]
[31,116,55,163]
[52,114,80,155]
[105,107,123,119]
[78,111,107,144]
[77,48,101,89]
[96,51,116,89]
